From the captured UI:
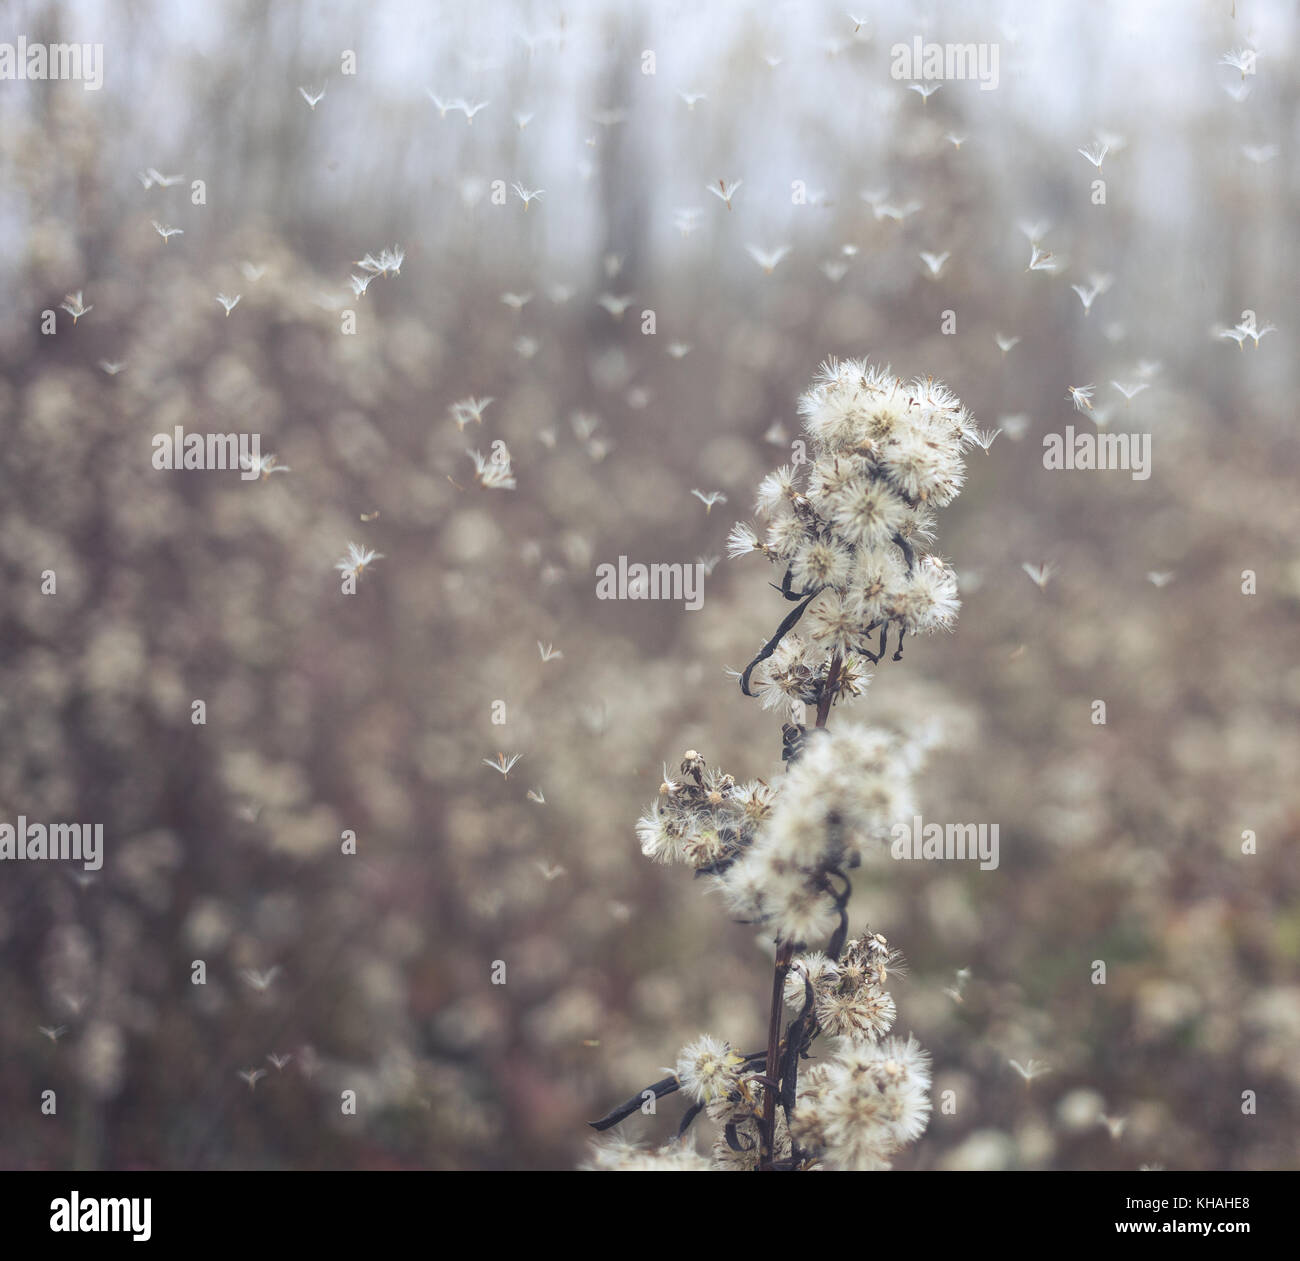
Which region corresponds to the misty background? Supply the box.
[0,0,1297,1170]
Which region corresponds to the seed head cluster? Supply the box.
[590,359,963,1172]
[729,358,974,713]
[606,726,931,1170]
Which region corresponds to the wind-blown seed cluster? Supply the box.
[638,728,917,943]
[609,728,930,1169]
[721,726,918,941]
[588,919,933,1171]
[789,1032,932,1170]
[635,750,775,875]
[729,358,974,713]
[591,359,959,1172]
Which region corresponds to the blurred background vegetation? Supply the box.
[0,0,1297,1170]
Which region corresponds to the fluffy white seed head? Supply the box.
[583,1135,718,1170]
[674,1035,745,1103]
[732,357,974,696]
[792,1034,932,1169]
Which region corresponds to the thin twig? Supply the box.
[815,651,842,728]
[758,939,795,1165]
[779,968,816,1120]
[740,590,820,696]
[677,1101,706,1139]
[588,1072,680,1132]
[588,1050,766,1131]
[891,531,916,574]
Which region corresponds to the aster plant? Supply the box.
[588,359,978,1171]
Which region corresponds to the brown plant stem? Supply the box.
[815,651,842,729]
[760,652,843,1167]
[759,938,795,1166]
